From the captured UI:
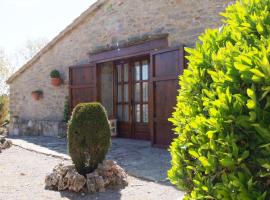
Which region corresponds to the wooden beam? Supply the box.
[88,37,168,63]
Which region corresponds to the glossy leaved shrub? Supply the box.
[169,0,270,199]
[68,102,111,175]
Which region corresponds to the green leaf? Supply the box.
[199,156,211,167]
[207,130,217,139]
[246,88,255,99]
[246,99,256,109]
[238,151,249,163]
[188,150,199,158]
[220,157,234,168]
[250,68,265,78]
[234,63,250,72]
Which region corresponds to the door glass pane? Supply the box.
[124,64,129,82]
[142,82,148,102]
[118,85,122,102]
[142,60,148,80]
[123,104,129,122]
[143,104,148,123]
[124,84,128,102]
[117,65,122,82]
[134,83,140,102]
[135,104,141,122]
[134,62,140,81]
[117,105,122,120]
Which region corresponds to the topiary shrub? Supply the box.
[68,102,111,175]
[169,0,270,199]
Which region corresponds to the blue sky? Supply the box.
[0,0,96,54]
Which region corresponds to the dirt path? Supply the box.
[0,146,184,200]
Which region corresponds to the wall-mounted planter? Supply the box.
[31,90,43,101]
[50,69,62,87]
[51,77,62,87]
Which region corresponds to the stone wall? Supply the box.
[9,118,66,137]
[8,0,234,136]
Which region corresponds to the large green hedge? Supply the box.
[68,102,111,175]
[168,0,270,199]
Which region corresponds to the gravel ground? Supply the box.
[0,146,184,200]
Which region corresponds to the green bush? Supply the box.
[63,97,70,123]
[168,0,270,199]
[68,102,111,175]
[0,95,9,125]
[50,69,60,78]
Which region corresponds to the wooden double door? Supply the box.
[115,57,150,140]
[69,46,185,147]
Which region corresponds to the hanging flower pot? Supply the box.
[31,90,43,101]
[50,70,62,87]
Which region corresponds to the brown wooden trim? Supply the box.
[93,63,98,101]
[68,68,72,116]
[70,84,95,89]
[69,64,95,69]
[152,75,179,82]
[149,53,154,145]
[89,38,168,63]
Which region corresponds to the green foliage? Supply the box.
[0,95,9,125]
[50,69,60,78]
[63,97,70,123]
[68,102,111,175]
[32,90,43,95]
[168,0,270,199]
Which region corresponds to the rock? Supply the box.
[86,160,128,193]
[0,146,2,153]
[45,160,127,193]
[45,172,59,189]
[2,140,12,149]
[0,136,6,144]
[68,171,86,192]
[45,164,86,192]
[58,176,69,191]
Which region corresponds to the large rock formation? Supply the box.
[45,160,128,193]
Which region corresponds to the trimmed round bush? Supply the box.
[50,69,60,78]
[169,0,270,199]
[68,102,111,175]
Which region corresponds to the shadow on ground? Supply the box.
[9,136,172,183]
[59,189,122,200]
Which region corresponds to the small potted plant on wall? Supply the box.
[50,69,62,87]
[31,90,43,100]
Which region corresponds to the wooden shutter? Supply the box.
[150,46,184,147]
[69,64,97,111]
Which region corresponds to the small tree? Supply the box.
[0,95,9,125]
[63,97,70,123]
[68,102,111,175]
[169,0,270,199]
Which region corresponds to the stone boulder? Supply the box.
[45,160,128,194]
[86,160,128,193]
[45,163,86,192]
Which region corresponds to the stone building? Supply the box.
[7,0,233,146]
